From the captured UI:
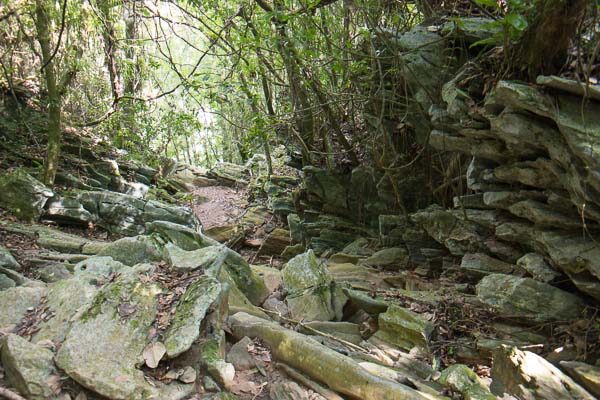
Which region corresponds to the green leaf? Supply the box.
[474,0,499,7]
[505,13,528,31]
[469,37,499,48]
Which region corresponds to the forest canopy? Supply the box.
[0,0,597,190]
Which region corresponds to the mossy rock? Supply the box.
[0,169,53,220]
[56,273,160,399]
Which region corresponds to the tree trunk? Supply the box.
[512,0,589,80]
[35,0,62,186]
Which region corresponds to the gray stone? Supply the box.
[460,253,515,277]
[287,213,303,244]
[44,194,95,225]
[537,75,600,102]
[491,345,594,399]
[282,250,338,321]
[342,237,374,256]
[163,276,222,358]
[164,244,225,273]
[440,17,500,44]
[147,220,218,251]
[0,286,46,329]
[0,245,21,270]
[476,274,584,323]
[508,200,581,229]
[0,169,54,220]
[0,273,16,289]
[97,235,162,266]
[199,334,235,388]
[560,361,600,398]
[270,381,307,400]
[72,256,131,280]
[218,267,269,319]
[77,190,199,235]
[56,272,160,399]
[328,262,389,292]
[281,244,305,261]
[33,277,99,344]
[496,223,600,299]
[241,205,270,226]
[37,263,72,283]
[517,253,560,283]
[302,166,348,212]
[221,248,269,306]
[438,364,495,400]
[411,206,487,256]
[358,247,409,270]
[0,266,27,287]
[257,228,291,257]
[226,336,255,371]
[250,265,282,293]
[373,304,434,351]
[1,333,60,399]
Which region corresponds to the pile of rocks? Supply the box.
[426,78,600,300]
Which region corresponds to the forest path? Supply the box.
[192,185,248,229]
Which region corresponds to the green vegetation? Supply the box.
[0,0,596,200]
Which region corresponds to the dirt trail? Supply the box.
[192,185,247,229]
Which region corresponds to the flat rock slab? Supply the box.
[164,244,225,273]
[1,333,60,399]
[147,220,219,251]
[358,247,409,270]
[476,273,584,323]
[33,277,98,344]
[56,273,160,400]
[164,276,222,358]
[96,235,162,266]
[0,286,46,329]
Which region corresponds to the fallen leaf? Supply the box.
[143,342,166,368]
[75,392,87,400]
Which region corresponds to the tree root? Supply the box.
[229,312,440,400]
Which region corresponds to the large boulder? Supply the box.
[74,191,199,235]
[0,169,53,220]
[281,251,340,321]
[56,272,160,399]
[476,274,584,323]
[1,334,60,399]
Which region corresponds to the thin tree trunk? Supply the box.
[35,0,62,186]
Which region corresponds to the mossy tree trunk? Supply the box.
[35,0,62,186]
